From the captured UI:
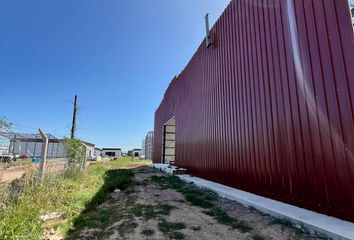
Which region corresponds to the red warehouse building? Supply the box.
[153,0,354,222]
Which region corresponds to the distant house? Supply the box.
[131,149,142,158]
[101,148,122,158]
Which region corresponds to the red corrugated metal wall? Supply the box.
[153,0,354,222]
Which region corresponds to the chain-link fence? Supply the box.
[0,129,91,184]
[0,131,70,183]
[0,160,67,184]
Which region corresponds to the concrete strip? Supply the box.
[179,175,354,240]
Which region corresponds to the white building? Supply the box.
[6,133,96,159]
[131,149,142,158]
[102,148,122,158]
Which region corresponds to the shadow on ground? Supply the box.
[64,167,137,239]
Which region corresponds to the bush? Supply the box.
[63,138,85,166]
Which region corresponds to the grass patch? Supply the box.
[0,157,145,240]
[158,219,186,239]
[83,169,134,212]
[169,231,185,239]
[182,190,214,208]
[203,208,235,226]
[158,219,186,232]
[151,175,253,233]
[203,207,252,233]
[116,220,138,237]
[95,157,151,169]
[253,233,266,240]
[141,228,155,236]
[158,203,176,215]
[151,175,216,209]
[72,208,114,231]
[191,225,201,231]
[131,204,155,219]
[234,221,253,233]
[131,203,176,220]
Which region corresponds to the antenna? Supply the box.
[205,13,213,48]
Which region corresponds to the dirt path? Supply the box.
[0,168,26,183]
[66,166,326,240]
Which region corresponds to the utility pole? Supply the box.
[71,95,77,139]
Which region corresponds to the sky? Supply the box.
[0,0,230,151]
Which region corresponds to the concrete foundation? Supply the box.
[178,175,354,240]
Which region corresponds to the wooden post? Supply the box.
[38,129,48,183]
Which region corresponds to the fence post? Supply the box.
[38,129,48,183]
[80,141,87,172]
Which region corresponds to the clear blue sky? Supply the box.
[0,0,230,151]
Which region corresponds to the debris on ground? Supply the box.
[40,212,64,222]
[42,227,63,240]
[150,163,187,175]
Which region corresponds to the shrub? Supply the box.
[63,138,85,166]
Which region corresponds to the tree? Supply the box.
[63,138,85,166]
[0,117,12,132]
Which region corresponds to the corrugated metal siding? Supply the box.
[153,0,354,222]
